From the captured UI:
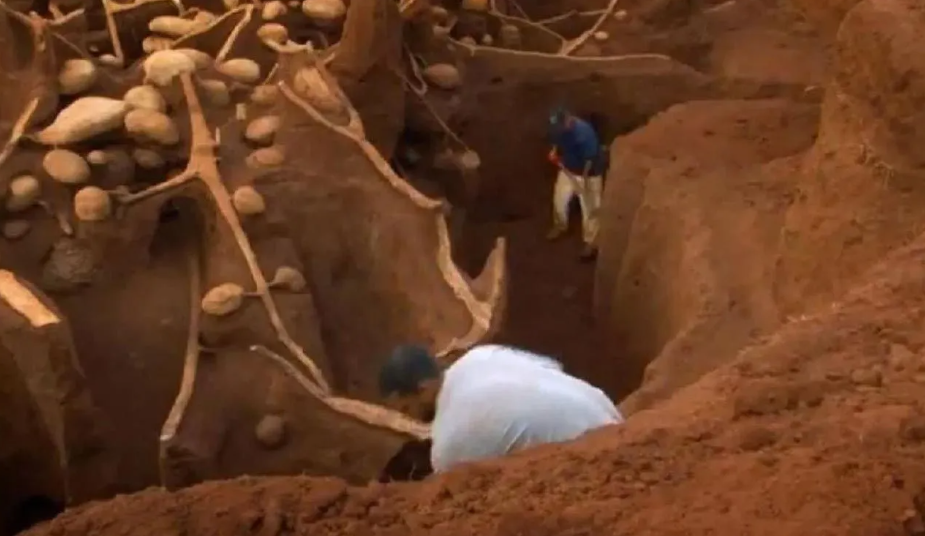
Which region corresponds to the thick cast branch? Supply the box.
[559,0,619,55]
[252,345,429,440]
[179,74,331,395]
[0,97,39,170]
[279,77,501,356]
[159,236,202,448]
[117,169,199,205]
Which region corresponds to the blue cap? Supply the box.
[378,344,440,397]
[549,106,568,126]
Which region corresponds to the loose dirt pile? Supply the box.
[5,0,925,533]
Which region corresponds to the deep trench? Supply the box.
[4,496,63,536]
[3,108,663,535]
[399,108,654,406]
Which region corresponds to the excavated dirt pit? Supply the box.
[6,0,925,534]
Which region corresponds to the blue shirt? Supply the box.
[551,118,605,176]
[430,344,623,472]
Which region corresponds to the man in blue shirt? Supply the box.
[547,107,606,261]
[378,344,622,473]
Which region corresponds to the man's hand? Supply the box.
[547,147,560,166]
[581,159,593,180]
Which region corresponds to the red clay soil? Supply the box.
[594,97,822,412]
[24,230,925,533]
[51,215,191,492]
[24,214,925,534]
[464,209,618,396]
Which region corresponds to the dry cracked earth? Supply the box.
[1,0,925,534]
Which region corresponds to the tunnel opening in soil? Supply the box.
[5,495,63,536]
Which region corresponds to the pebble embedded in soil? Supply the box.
[251,85,280,106]
[254,414,288,449]
[258,23,288,45]
[58,58,98,95]
[246,146,286,169]
[143,36,175,54]
[2,220,31,240]
[457,150,481,171]
[86,150,108,166]
[301,0,346,21]
[97,54,123,68]
[614,9,628,20]
[174,48,213,70]
[44,149,91,184]
[193,10,216,25]
[143,49,198,86]
[593,30,609,41]
[133,148,166,169]
[41,238,97,292]
[148,15,201,37]
[232,186,267,216]
[36,97,129,146]
[5,175,41,213]
[124,85,168,113]
[198,79,231,107]
[124,109,180,146]
[201,283,246,316]
[217,58,263,85]
[73,186,112,222]
[430,5,449,23]
[262,0,287,19]
[422,63,462,90]
[245,116,281,146]
[270,266,306,292]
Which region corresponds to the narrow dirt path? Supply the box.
[457,205,623,399]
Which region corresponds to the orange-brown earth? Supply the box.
[5,0,925,534]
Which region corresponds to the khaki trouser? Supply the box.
[552,169,602,246]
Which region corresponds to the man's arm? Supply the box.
[431,399,520,473]
[575,122,601,177]
[581,159,593,179]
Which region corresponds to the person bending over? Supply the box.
[546,107,607,261]
[379,343,623,473]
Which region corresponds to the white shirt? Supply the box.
[430,344,623,472]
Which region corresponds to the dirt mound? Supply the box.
[24,227,925,535]
[594,98,821,408]
[773,0,925,317]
